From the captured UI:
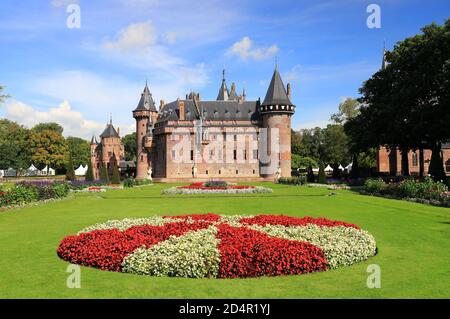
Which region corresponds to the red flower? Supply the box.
[240,215,359,229]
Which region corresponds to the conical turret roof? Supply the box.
[135,81,157,112]
[262,67,293,106]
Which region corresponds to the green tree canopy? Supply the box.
[345,19,450,180]
[0,85,10,105]
[122,133,136,161]
[0,119,31,170]
[291,155,318,170]
[30,129,68,170]
[66,136,90,168]
[32,122,64,135]
[330,97,361,124]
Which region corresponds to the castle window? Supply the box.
[172,150,176,160]
[253,150,258,160]
[236,170,239,174]
[206,170,209,175]
[233,150,237,160]
[253,169,256,174]
[412,152,418,166]
[243,150,247,160]
[190,150,194,161]
[219,170,221,175]
[234,135,237,141]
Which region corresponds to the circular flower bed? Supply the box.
[57,214,377,278]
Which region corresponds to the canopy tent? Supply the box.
[338,164,345,171]
[75,165,88,176]
[0,170,4,178]
[4,168,17,177]
[26,164,39,176]
[345,162,353,172]
[324,165,333,172]
[48,167,56,176]
[312,168,320,173]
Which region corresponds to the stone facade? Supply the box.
[133,68,296,182]
[377,145,450,176]
[90,120,126,180]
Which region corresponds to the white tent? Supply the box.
[338,164,345,171]
[312,168,320,173]
[324,165,333,172]
[40,165,49,176]
[0,170,4,178]
[75,165,88,176]
[48,167,56,176]
[345,162,353,172]
[5,168,17,177]
[26,164,39,176]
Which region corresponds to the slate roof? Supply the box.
[157,99,260,123]
[100,121,120,138]
[262,68,293,106]
[134,82,157,112]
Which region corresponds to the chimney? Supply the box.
[160,100,165,111]
[179,101,185,121]
[287,83,291,99]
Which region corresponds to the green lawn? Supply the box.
[0,183,449,298]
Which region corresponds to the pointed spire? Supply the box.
[216,69,230,100]
[381,41,388,70]
[262,67,293,106]
[135,81,157,112]
[90,135,98,145]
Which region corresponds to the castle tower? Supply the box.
[133,82,158,180]
[90,135,99,179]
[259,66,296,178]
[216,69,230,101]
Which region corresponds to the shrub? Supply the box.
[110,163,121,185]
[307,166,315,183]
[123,178,136,188]
[278,176,307,185]
[85,162,94,181]
[135,179,152,186]
[66,154,76,181]
[100,165,109,183]
[363,178,386,194]
[204,181,228,188]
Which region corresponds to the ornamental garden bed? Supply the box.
[57,214,377,279]
[162,181,273,195]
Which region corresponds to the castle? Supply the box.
[133,67,296,182]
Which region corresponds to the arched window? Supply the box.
[412,152,418,166]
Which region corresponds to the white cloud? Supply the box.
[227,37,279,61]
[4,100,109,139]
[103,21,157,52]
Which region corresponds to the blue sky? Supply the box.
[0,0,449,139]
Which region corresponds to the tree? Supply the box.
[0,85,10,105]
[346,19,450,180]
[100,164,109,183]
[318,162,326,184]
[291,155,318,170]
[66,137,90,168]
[85,161,94,181]
[322,124,351,177]
[65,153,76,181]
[307,166,315,183]
[32,122,64,135]
[350,154,359,178]
[291,129,302,155]
[29,129,69,170]
[0,119,31,171]
[330,97,361,124]
[428,142,447,182]
[122,133,137,161]
[110,161,121,185]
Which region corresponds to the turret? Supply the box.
[216,69,230,101]
[259,66,295,178]
[133,81,157,180]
